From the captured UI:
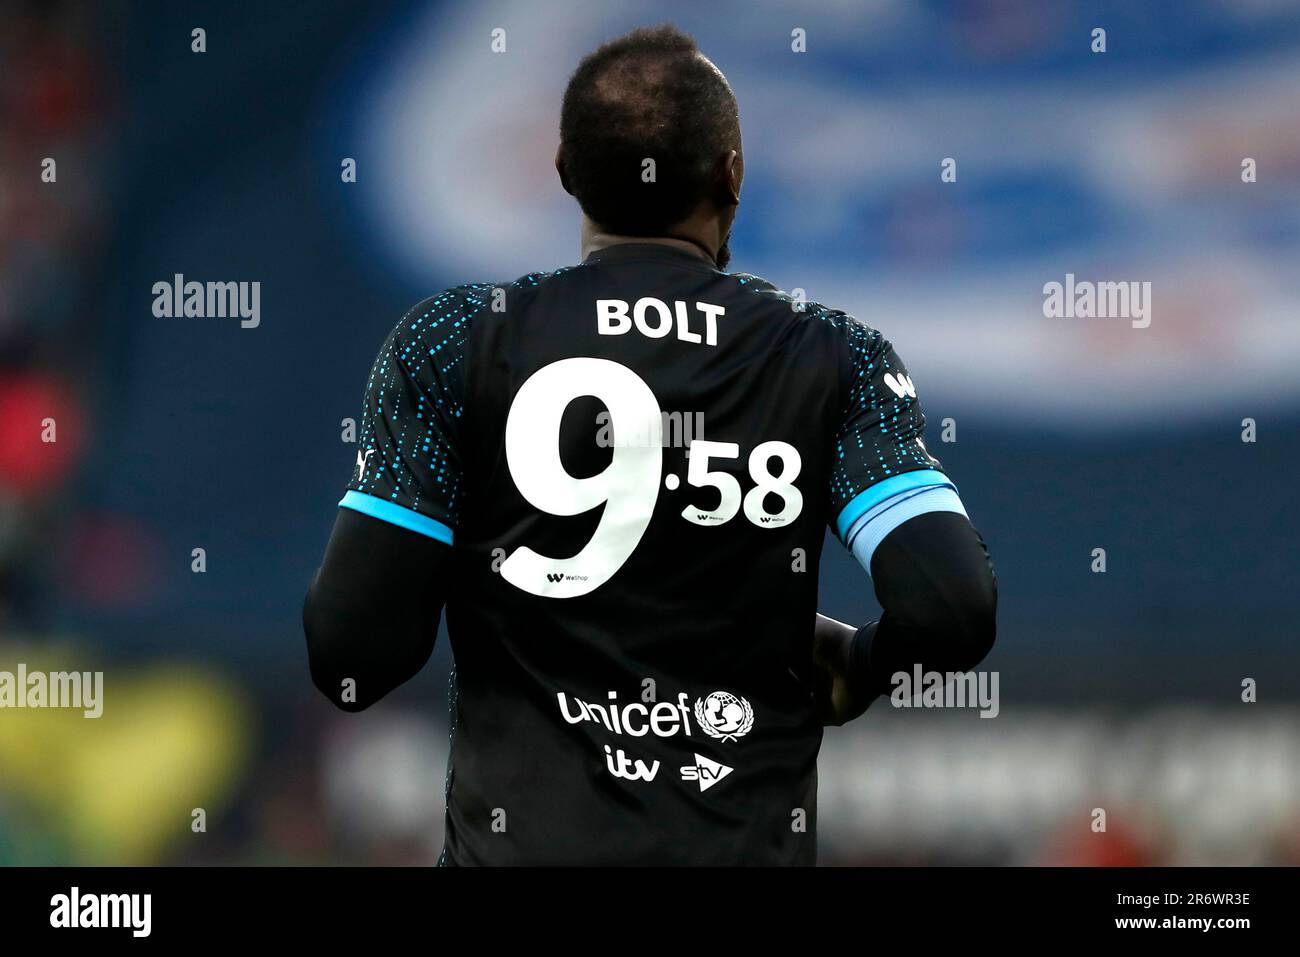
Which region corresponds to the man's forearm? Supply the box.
[816,510,998,723]
[304,508,449,711]
[853,510,997,697]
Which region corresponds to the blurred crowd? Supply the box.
[0,1,104,634]
[10,682,1300,865]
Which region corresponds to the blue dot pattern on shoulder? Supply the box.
[733,276,943,529]
[341,275,561,537]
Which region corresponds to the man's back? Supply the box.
[305,23,995,868]
[342,242,940,864]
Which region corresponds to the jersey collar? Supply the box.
[582,241,718,269]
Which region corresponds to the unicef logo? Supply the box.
[693,691,754,742]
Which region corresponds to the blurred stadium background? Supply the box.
[2,0,1299,865]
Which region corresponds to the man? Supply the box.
[304,24,996,865]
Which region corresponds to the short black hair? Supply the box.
[559,24,740,236]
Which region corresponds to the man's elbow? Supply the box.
[898,566,997,676]
[306,654,374,714]
[303,573,438,712]
[303,579,383,713]
[942,571,998,674]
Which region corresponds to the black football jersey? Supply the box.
[341,242,946,865]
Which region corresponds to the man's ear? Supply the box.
[555,147,573,195]
[717,149,742,207]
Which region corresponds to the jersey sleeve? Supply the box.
[339,290,478,545]
[828,318,966,559]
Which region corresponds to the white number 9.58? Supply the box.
[501,358,804,598]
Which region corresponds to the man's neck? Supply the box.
[581,224,717,266]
